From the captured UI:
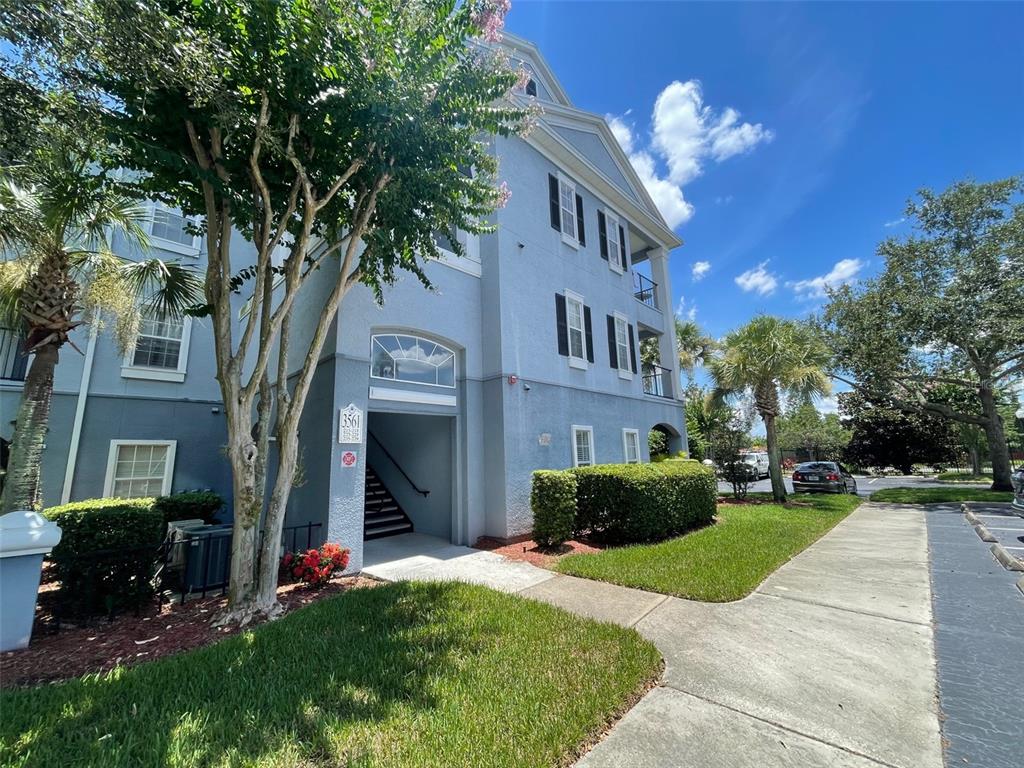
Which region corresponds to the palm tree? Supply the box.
[0,154,202,512]
[708,316,831,502]
[674,317,716,381]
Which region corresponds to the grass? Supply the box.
[0,582,660,768]
[935,471,993,483]
[869,487,1013,504]
[555,493,862,602]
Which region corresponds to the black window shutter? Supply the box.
[618,225,628,271]
[598,211,608,260]
[575,194,586,245]
[628,324,638,374]
[555,293,569,356]
[606,315,618,369]
[548,175,560,231]
[583,305,595,363]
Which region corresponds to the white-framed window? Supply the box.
[572,425,594,468]
[431,228,482,278]
[122,310,192,383]
[605,210,622,273]
[370,333,456,388]
[565,290,587,368]
[558,174,578,245]
[147,203,201,256]
[104,440,177,498]
[623,428,641,464]
[613,312,632,380]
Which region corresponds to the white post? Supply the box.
[647,247,682,400]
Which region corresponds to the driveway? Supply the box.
[365,503,942,767]
[719,473,988,497]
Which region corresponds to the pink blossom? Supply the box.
[495,181,511,208]
[513,66,531,92]
[472,0,511,43]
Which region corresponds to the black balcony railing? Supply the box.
[0,327,28,382]
[642,365,674,399]
[633,272,657,308]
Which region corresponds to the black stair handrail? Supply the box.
[367,430,430,497]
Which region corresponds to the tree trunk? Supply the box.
[253,428,300,612]
[764,413,786,503]
[0,344,58,513]
[968,445,982,476]
[220,391,261,618]
[979,385,1013,491]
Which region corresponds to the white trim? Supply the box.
[622,428,641,464]
[564,289,588,369]
[605,209,623,274]
[369,333,457,389]
[103,440,177,497]
[61,323,99,503]
[369,386,457,407]
[571,425,595,468]
[121,314,192,383]
[431,230,483,278]
[145,202,201,256]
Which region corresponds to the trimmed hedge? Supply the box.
[44,498,165,615]
[571,461,716,545]
[531,470,578,548]
[152,490,224,524]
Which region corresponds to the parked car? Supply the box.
[739,451,770,479]
[792,461,858,494]
[1012,466,1024,512]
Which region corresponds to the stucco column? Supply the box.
[647,247,682,400]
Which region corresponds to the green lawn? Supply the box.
[869,487,1013,504]
[935,471,993,483]
[556,493,861,602]
[0,582,660,768]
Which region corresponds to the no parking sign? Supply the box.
[341,450,358,468]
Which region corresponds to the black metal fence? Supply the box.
[633,272,657,308]
[41,522,322,630]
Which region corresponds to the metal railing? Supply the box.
[642,365,674,399]
[368,430,430,497]
[633,272,658,309]
[0,327,28,382]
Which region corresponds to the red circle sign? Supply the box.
[341,451,357,467]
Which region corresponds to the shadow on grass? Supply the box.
[1,582,480,767]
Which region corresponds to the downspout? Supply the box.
[60,322,99,504]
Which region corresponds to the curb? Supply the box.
[964,509,982,527]
[1018,576,1024,597]
[990,543,1024,572]
[973,523,997,543]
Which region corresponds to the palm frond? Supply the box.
[120,258,205,317]
[0,258,31,328]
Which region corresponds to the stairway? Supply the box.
[363,466,414,540]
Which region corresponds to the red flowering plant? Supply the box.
[281,542,350,587]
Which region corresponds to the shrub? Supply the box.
[283,542,350,586]
[43,498,165,615]
[152,490,225,524]
[573,462,716,545]
[648,429,668,457]
[531,470,578,548]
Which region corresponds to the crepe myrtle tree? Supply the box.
[709,316,832,502]
[822,177,1024,491]
[1,0,531,621]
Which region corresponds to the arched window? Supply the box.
[370,334,456,388]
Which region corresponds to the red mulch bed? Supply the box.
[474,536,604,569]
[0,576,381,689]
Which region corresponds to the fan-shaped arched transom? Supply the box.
[370,333,456,388]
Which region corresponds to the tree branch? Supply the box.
[831,374,991,427]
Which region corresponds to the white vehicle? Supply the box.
[739,452,770,479]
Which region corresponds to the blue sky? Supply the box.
[506,1,1023,364]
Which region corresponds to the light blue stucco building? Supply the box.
[0,35,686,569]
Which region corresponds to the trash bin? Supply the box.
[0,511,62,652]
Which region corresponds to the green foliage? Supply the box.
[152,490,225,525]
[776,401,851,460]
[869,487,1013,504]
[674,317,716,380]
[572,462,716,545]
[0,582,661,768]
[647,428,668,457]
[839,391,958,474]
[43,497,164,614]
[530,470,578,549]
[557,493,861,601]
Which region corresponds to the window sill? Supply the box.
[150,237,200,257]
[618,369,634,381]
[568,357,588,371]
[121,366,186,383]
[561,232,580,249]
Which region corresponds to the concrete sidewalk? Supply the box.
[364,503,943,767]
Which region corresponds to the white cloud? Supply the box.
[788,258,864,299]
[715,194,734,205]
[883,217,906,228]
[675,295,699,321]
[734,260,778,296]
[691,260,711,281]
[816,395,839,415]
[606,82,772,228]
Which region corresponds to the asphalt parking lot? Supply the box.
[715,474,980,498]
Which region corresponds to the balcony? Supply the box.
[633,272,657,309]
[642,364,674,399]
[1,328,28,382]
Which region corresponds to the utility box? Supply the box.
[0,511,62,652]
[182,524,233,593]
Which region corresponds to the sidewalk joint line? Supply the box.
[628,594,670,627]
[755,591,931,627]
